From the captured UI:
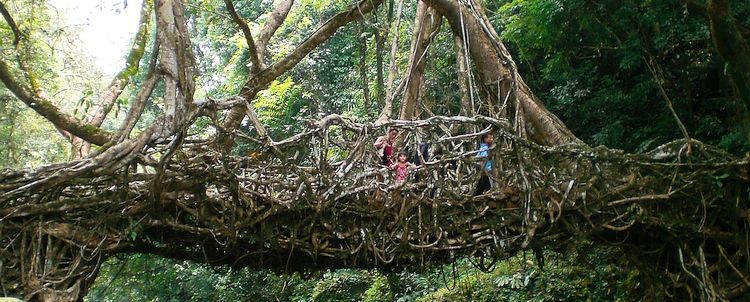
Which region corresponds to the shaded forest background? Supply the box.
[1,0,748,300]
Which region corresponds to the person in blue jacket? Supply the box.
[473,133,494,195]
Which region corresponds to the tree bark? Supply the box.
[155,0,196,136]
[225,0,295,72]
[116,45,161,142]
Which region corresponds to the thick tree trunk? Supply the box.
[398,1,426,120]
[399,3,441,120]
[156,0,195,136]
[424,0,580,146]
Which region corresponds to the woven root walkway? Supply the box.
[1,115,748,301]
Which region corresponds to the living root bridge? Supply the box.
[0,114,748,301]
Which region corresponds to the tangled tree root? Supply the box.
[0,115,747,301]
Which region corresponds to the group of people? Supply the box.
[373,128,494,195]
[373,129,416,184]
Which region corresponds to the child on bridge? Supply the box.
[390,152,417,184]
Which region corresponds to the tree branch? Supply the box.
[356,20,371,110]
[0,0,21,45]
[644,55,692,144]
[220,0,385,149]
[257,0,295,62]
[117,40,161,142]
[3,0,40,93]
[88,0,152,127]
[223,0,262,72]
[71,0,153,158]
[0,59,112,145]
[454,33,473,116]
[251,0,384,88]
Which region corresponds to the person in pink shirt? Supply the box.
[390,152,417,183]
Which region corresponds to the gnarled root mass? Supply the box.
[0,114,747,301]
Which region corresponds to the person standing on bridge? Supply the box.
[473,133,494,196]
[374,128,398,166]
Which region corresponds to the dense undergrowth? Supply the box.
[86,240,647,301]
